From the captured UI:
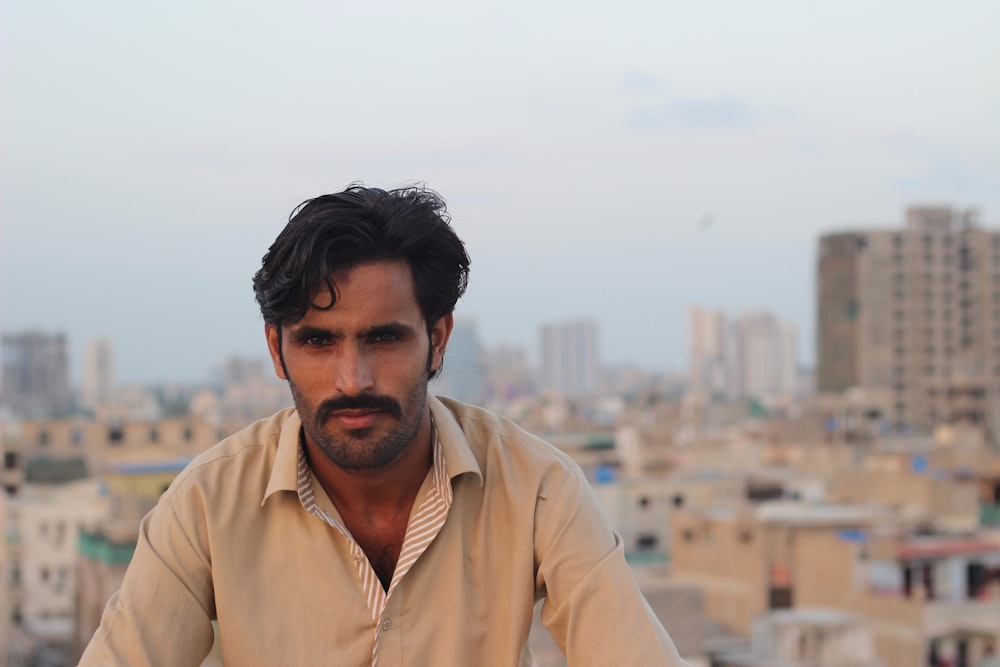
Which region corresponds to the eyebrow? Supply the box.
[288,322,419,344]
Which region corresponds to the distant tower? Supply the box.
[1,331,72,418]
[82,338,114,411]
[687,306,734,400]
[435,319,486,403]
[540,319,600,397]
[817,205,999,435]
[734,312,798,400]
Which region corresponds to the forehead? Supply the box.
[301,261,422,324]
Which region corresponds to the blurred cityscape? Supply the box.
[2,205,1000,666]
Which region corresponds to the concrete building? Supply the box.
[215,356,291,424]
[688,307,799,403]
[817,205,1000,441]
[2,417,227,498]
[481,344,536,403]
[717,608,882,667]
[829,429,997,532]
[1,331,72,419]
[670,502,903,635]
[539,319,600,398]
[6,479,108,665]
[688,306,734,400]
[81,339,114,414]
[735,312,799,401]
[671,499,1000,667]
[434,318,486,404]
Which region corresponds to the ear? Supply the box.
[429,313,454,374]
[265,325,288,380]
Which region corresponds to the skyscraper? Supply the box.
[434,319,486,404]
[82,338,114,411]
[734,312,798,400]
[539,319,600,397]
[1,331,72,418]
[687,306,733,400]
[688,306,798,402]
[817,206,999,436]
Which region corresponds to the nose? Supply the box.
[334,344,374,396]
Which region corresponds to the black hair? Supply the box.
[253,183,470,336]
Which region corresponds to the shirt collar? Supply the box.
[261,409,304,505]
[428,395,483,487]
[261,395,483,506]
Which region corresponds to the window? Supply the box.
[4,452,19,470]
[637,534,659,551]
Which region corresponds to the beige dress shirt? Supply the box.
[80,396,687,666]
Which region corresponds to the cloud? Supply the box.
[627,94,780,133]
[619,71,664,95]
[896,159,1000,201]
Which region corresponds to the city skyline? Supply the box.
[3,1,997,384]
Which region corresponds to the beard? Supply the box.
[290,378,429,471]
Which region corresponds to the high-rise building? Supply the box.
[539,319,600,397]
[82,338,114,412]
[734,312,799,400]
[1,331,72,418]
[687,306,734,400]
[817,205,1000,437]
[481,344,536,401]
[434,319,486,404]
[688,307,798,402]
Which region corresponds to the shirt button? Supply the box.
[353,554,361,561]
[382,619,392,631]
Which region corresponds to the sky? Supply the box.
[2,0,998,385]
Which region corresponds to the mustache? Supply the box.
[316,394,403,423]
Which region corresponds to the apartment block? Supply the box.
[687,306,798,403]
[81,339,114,413]
[717,608,882,667]
[434,318,487,404]
[539,319,600,398]
[817,206,1000,440]
[671,501,1000,667]
[6,480,108,664]
[1,331,72,419]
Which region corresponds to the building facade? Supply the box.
[434,319,487,404]
[1,332,72,419]
[540,319,600,398]
[81,339,114,413]
[817,206,1000,440]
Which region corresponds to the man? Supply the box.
[80,185,687,666]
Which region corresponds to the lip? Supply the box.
[329,409,383,430]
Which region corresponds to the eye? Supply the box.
[371,331,400,344]
[303,335,331,347]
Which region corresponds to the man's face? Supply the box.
[266,261,452,470]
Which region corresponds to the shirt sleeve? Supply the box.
[533,464,689,667]
[78,490,216,667]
